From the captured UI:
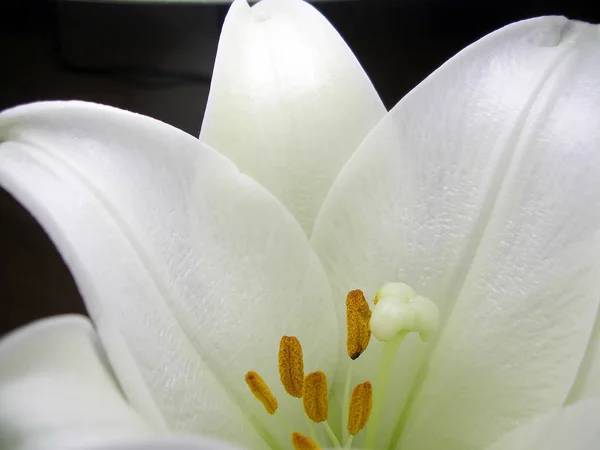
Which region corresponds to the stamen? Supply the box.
[292,432,321,450]
[347,381,372,436]
[244,371,278,415]
[346,289,371,360]
[302,371,328,423]
[279,336,304,398]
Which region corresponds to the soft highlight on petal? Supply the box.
[0,101,338,448]
[200,0,386,234]
[78,436,243,450]
[566,309,600,404]
[0,315,151,450]
[311,17,600,449]
[484,398,600,450]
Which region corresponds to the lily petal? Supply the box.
[0,101,338,448]
[200,0,386,234]
[71,436,242,450]
[311,16,600,449]
[484,398,600,450]
[566,312,600,403]
[0,315,151,450]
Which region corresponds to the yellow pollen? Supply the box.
[346,289,371,360]
[278,336,304,398]
[374,291,380,305]
[292,432,321,450]
[347,381,373,436]
[244,371,278,415]
[302,371,328,423]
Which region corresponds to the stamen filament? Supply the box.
[324,420,342,449]
[387,371,423,450]
[342,363,354,442]
[344,435,355,450]
[305,414,319,443]
[364,331,408,448]
[274,412,293,436]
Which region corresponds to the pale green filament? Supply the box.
[324,420,342,449]
[387,373,422,450]
[342,362,355,442]
[305,414,318,442]
[274,413,293,436]
[344,434,355,449]
[364,331,408,448]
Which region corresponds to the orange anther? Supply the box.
[245,371,278,415]
[346,289,371,360]
[279,336,304,398]
[302,371,328,423]
[347,381,373,435]
[291,431,321,449]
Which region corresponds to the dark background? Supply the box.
[1,0,599,336]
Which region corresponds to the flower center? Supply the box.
[244,283,440,450]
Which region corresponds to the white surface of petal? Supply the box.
[484,398,600,450]
[200,0,386,234]
[311,17,600,449]
[72,436,242,450]
[0,101,338,448]
[567,306,600,403]
[0,315,151,450]
[401,22,600,450]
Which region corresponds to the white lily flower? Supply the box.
[1,0,600,449]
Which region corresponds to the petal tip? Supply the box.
[0,314,92,355]
[527,16,573,47]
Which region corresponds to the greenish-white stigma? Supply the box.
[370,282,440,343]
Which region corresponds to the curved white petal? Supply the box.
[566,310,600,403]
[0,315,151,450]
[0,101,338,448]
[484,397,600,450]
[311,17,600,449]
[200,0,386,234]
[74,436,241,450]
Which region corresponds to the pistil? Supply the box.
[366,282,440,448]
